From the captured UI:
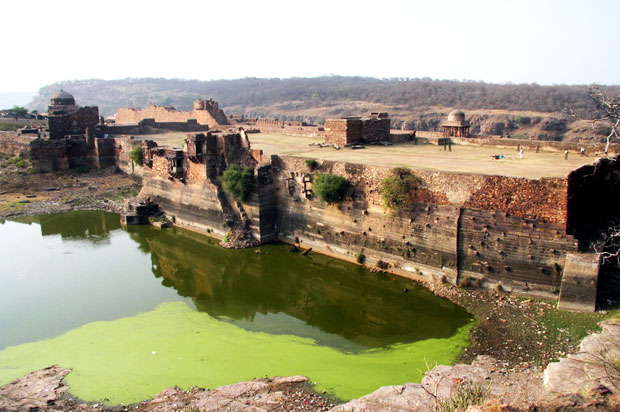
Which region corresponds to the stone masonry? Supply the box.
[115,99,229,128]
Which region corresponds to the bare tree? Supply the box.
[589,85,620,155]
[593,223,620,265]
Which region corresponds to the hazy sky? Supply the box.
[1,0,618,92]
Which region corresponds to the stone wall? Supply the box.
[270,155,581,296]
[256,124,325,138]
[140,176,229,238]
[325,116,390,145]
[102,119,209,136]
[566,157,620,301]
[257,119,303,127]
[458,209,577,290]
[115,104,229,128]
[567,157,620,241]
[48,107,99,139]
[361,117,390,142]
[0,132,34,157]
[324,118,362,146]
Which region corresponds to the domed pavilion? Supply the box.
[440,109,471,137]
[48,90,77,116]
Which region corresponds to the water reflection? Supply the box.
[8,211,121,246]
[0,211,187,349]
[127,225,472,350]
[1,210,471,352]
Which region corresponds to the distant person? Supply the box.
[536,145,540,153]
[519,148,524,159]
[564,150,569,160]
[580,147,587,156]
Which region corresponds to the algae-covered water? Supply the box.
[0,210,473,404]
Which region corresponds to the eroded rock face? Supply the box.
[330,356,550,412]
[544,320,620,395]
[0,365,71,411]
[0,370,332,412]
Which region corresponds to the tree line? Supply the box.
[28,76,620,118]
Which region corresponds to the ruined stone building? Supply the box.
[115,99,230,128]
[47,90,101,140]
[0,91,117,172]
[324,112,391,146]
[441,109,471,137]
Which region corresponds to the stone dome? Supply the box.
[50,90,75,106]
[447,109,465,122]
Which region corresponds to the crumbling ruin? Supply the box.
[324,112,391,146]
[115,99,229,128]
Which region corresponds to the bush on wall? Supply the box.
[129,145,143,166]
[313,173,349,204]
[381,167,421,210]
[220,165,254,201]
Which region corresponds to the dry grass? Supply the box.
[148,131,596,179]
[250,133,594,179]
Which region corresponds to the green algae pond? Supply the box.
[0,210,474,405]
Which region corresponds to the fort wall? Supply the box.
[115,103,229,128]
[128,146,585,299]
[0,132,35,157]
[255,124,325,138]
[102,119,209,135]
[270,155,579,296]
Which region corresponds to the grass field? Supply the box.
[151,132,596,179]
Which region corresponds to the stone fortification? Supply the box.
[101,118,209,135]
[116,135,610,306]
[255,123,325,138]
[48,106,100,140]
[136,131,276,245]
[271,156,580,297]
[115,99,229,127]
[2,96,615,308]
[325,113,390,146]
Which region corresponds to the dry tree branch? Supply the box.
[589,85,620,155]
[593,224,620,265]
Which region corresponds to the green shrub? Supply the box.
[381,167,421,210]
[313,173,349,204]
[220,165,254,202]
[356,252,366,264]
[5,155,30,169]
[129,145,143,166]
[305,159,319,170]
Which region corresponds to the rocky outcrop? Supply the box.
[331,321,620,412]
[544,320,620,395]
[0,371,334,412]
[329,356,549,412]
[0,365,71,412]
